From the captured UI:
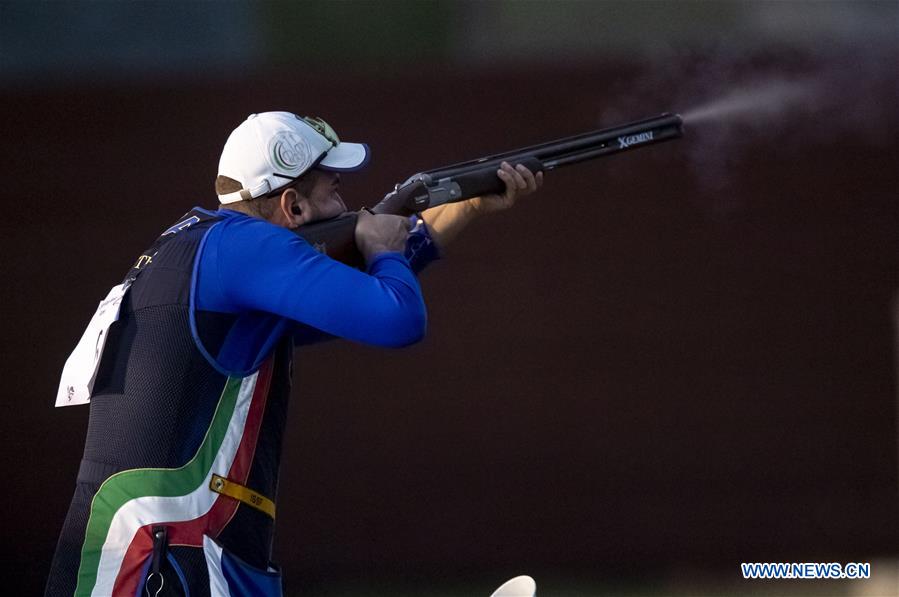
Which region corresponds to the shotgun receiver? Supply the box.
[296,113,683,267]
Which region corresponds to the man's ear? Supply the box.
[278,188,308,228]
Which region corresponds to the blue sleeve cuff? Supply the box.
[404,216,441,273]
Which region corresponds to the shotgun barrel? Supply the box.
[372,113,683,216]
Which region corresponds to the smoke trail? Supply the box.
[598,3,898,214]
[681,77,818,125]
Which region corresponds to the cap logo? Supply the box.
[302,116,340,146]
[268,131,313,175]
[305,119,327,137]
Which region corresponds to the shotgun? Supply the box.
[296,113,684,267]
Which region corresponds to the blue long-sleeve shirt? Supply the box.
[191,209,436,374]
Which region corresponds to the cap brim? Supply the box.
[318,142,370,172]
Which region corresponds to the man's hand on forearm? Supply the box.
[422,161,543,249]
[470,161,543,214]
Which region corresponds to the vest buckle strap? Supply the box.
[209,473,276,520]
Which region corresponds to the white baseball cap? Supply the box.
[217,111,370,204]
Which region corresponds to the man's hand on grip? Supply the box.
[355,210,412,264]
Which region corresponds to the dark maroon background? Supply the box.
[2,67,896,594]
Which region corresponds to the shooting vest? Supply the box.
[61,209,291,596]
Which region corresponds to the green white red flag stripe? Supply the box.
[74,359,271,596]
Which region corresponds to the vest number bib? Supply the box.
[55,281,130,407]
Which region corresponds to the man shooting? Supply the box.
[46,111,541,596]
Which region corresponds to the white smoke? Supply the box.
[599,2,898,213]
[681,78,818,124]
